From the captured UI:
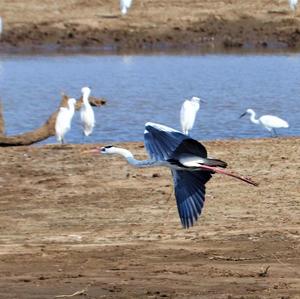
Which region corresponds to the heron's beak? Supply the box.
[200,99,207,104]
[80,147,101,155]
[239,112,247,119]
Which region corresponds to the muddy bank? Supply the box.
[0,137,299,298]
[1,0,300,52]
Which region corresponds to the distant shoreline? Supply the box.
[1,0,300,53]
[1,43,300,56]
[1,43,300,58]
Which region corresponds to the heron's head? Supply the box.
[100,145,118,154]
[81,145,115,155]
[83,145,117,155]
[82,145,130,158]
[81,86,91,96]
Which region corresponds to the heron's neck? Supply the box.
[113,148,158,168]
[249,111,259,124]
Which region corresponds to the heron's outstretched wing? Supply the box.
[171,139,207,159]
[144,122,207,161]
[172,169,212,228]
[144,122,190,161]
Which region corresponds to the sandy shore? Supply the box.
[1,0,300,52]
[0,137,299,298]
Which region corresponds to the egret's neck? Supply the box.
[68,103,75,113]
[83,92,91,105]
[111,148,158,168]
[249,110,259,124]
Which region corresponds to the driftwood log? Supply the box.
[0,94,106,146]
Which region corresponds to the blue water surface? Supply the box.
[0,52,299,144]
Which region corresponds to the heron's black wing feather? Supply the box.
[144,123,207,161]
[144,123,190,160]
[171,139,207,159]
[171,170,212,228]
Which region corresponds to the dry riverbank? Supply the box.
[0,137,299,298]
[1,0,300,52]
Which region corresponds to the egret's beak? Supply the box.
[239,112,247,119]
[80,147,101,155]
[200,99,207,104]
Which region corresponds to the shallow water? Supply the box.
[0,53,299,144]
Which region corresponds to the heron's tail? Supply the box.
[203,158,227,168]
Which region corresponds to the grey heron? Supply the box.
[55,98,77,144]
[240,109,289,137]
[89,122,258,228]
[80,87,95,137]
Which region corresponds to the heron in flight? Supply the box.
[180,96,204,135]
[89,122,258,228]
[240,109,289,137]
[80,87,95,137]
[55,98,77,144]
[120,0,133,15]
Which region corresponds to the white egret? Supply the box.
[180,96,204,135]
[80,87,95,137]
[120,0,132,15]
[55,98,77,144]
[88,122,257,228]
[289,0,298,11]
[240,109,289,137]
